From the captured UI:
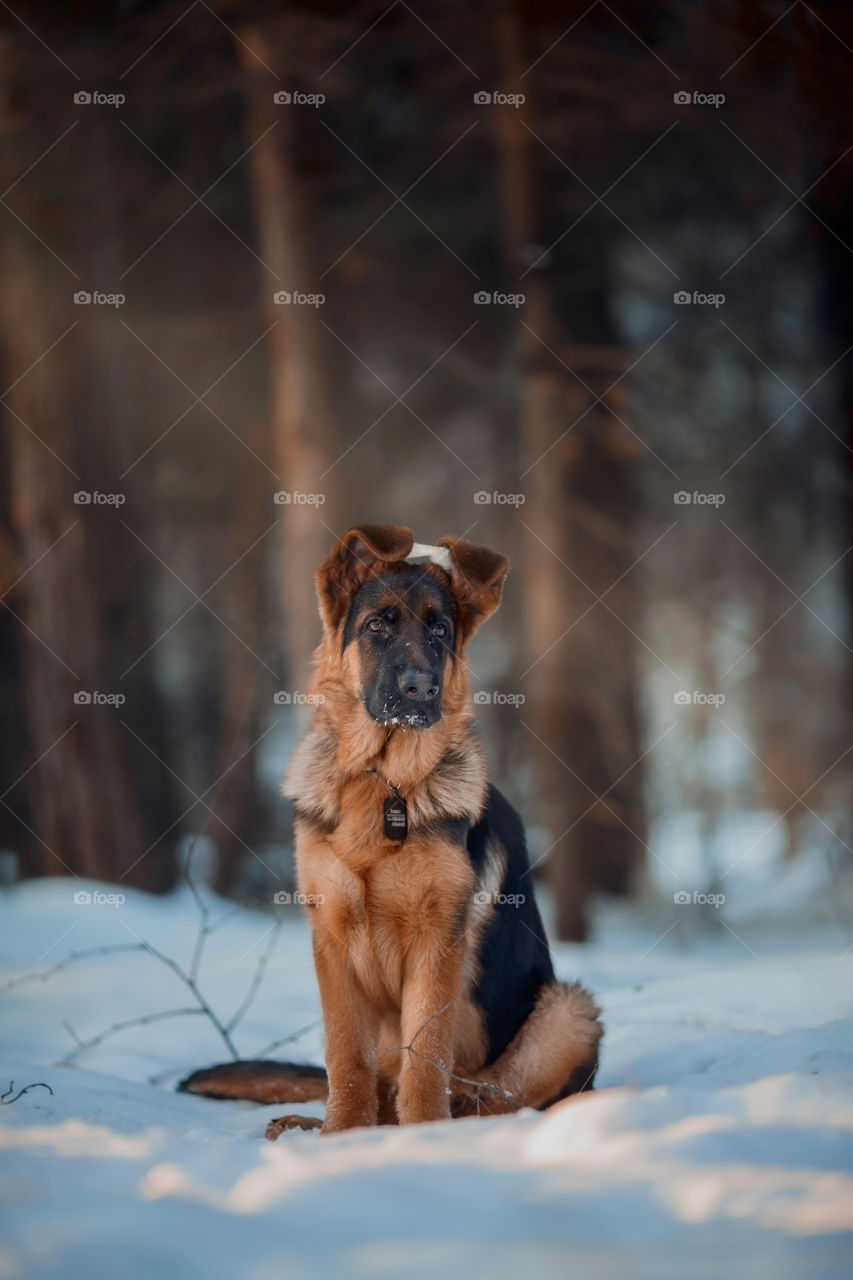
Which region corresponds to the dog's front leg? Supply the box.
[396,947,462,1125]
[313,933,379,1133]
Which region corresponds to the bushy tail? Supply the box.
[449,981,602,1117]
[178,1060,328,1105]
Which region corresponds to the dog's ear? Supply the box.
[437,535,509,643]
[316,524,414,634]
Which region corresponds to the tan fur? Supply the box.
[180,1061,328,1105]
[265,1115,322,1138]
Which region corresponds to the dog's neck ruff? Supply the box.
[284,714,490,831]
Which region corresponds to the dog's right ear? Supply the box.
[316,525,414,634]
[437,535,509,643]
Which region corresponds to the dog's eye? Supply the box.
[432,623,448,638]
[366,617,384,633]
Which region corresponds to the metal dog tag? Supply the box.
[383,794,408,842]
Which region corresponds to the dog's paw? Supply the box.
[265,1114,323,1140]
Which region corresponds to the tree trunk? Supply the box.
[492,0,646,938]
[0,41,156,884]
[492,1,591,938]
[209,412,269,898]
[75,112,178,890]
[237,23,338,700]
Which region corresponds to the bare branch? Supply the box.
[0,944,153,994]
[59,1008,204,1065]
[183,835,211,986]
[226,919,282,1034]
[0,938,239,1060]
[134,938,239,1059]
[0,846,301,1074]
[1,1081,53,1104]
[382,1003,522,1115]
[253,1018,322,1058]
[61,1019,83,1048]
[408,999,453,1049]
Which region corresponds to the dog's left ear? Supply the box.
[437,536,509,643]
[316,524,414,635]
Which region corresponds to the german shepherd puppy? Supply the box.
[180,525,602,1135]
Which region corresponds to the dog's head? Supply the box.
[316,524,508,728]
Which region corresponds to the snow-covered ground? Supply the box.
[0,878,851,1279]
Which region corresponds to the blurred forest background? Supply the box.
[0,0,851,940]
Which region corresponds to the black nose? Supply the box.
[398,668,439,702]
